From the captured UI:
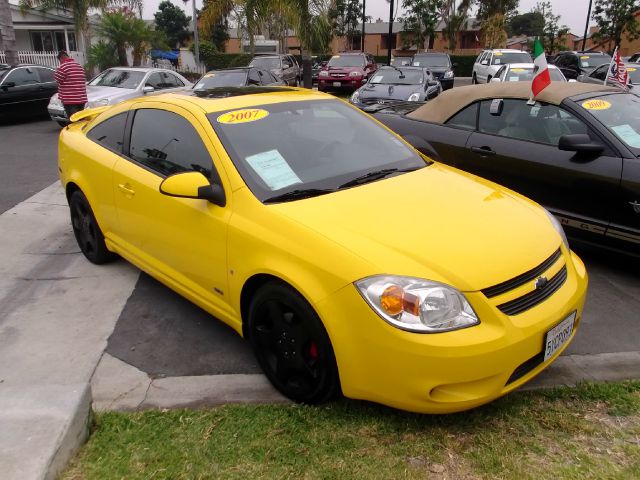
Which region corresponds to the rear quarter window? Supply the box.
[86,112,127,153]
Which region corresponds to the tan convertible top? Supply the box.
[407,82,620,123]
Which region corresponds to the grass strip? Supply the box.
[62,381,640,480]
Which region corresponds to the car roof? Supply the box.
[2,64,54,69]
[484,49,527,53]
[413,52,449,56]
[407,82,620,123]
[157,86,332,114]
[506,63,560,69]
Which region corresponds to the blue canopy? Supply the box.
[150,50,179,61]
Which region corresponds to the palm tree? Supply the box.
[19,0,112,56]
[0,0,19,65]
[440,0,473,51]
[96,10,158,66]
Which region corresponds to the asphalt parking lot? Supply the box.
[1,80,638,383]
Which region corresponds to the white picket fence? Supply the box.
[0,50,85,67]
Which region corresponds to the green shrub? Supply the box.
[450,55,476,77]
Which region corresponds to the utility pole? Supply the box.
[183,0,199,65]
[361,0,366,52]
[582,0,593,51]
[387,0,394,65]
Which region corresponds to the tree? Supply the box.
[154,0,191,48]
[19,0,112,55]
[592,0,640,50]
[534,1,569,53]
[507,11,544,37]
[440,0,473,51]
[0,0,18,65]
[96,9,160,66]
[86,39,118,71]
[400,0,444,50]
[329,0,364,51]
[476,0,519,48]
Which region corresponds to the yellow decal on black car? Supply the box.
[581,99,612,111]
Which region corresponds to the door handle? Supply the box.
[470,146,496,156]
[118,183,135,196]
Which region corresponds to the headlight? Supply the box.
[349,71,362,77]
[87,98,109,108]
[355,275,479,333]
[544,209,569,250]
[49,96,62,107]
[350,90,360,104]
[319,70,329,77]
[444,70,454,79]
[407,92,421,101]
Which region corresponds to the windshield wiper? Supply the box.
[263,188,335,204]
[338,167,421,189]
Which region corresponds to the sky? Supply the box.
[139,0,595,37]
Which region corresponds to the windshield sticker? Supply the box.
[412,62,421,66]
[245,149,302,191]
[494,59,501,64]
[529,105,541,116]
[581,99,611,110]
[494,52,503,56]
[508,76,520,81]
[581,61,590,67]
[612,124,640,148]
[217,108,269,125]
[371,75,384,83]
[511,68,526,72]
[628,67,637,72]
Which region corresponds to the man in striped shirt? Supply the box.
[54,51,88,119]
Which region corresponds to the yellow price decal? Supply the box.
[511,68,526,72]
[494,52,503,56]
[203,73,215,78]
[581,99,612,110]
[580,55,590,59]
[628,67,637,71]
[217,108,270,125]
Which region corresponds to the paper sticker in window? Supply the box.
[371,75,384,83]
[508,76,519,81]
[245,149,302,190]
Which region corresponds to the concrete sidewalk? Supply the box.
[0,183,139,480]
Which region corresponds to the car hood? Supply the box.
[271,164,561,291]
[326,66,365,74]
[85,85,137,101]
[359,83,421,100]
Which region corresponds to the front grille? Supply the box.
[496,266,568,316]
[506,351,544,385]
[331,73,346,78]
[482,248,562,298]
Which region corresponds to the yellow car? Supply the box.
[58,87,588,414]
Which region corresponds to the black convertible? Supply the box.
[373,82,640,255]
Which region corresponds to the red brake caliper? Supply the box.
[308,341,318,360]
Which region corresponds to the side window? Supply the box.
[167,73,184,87]
[268,71,280,83]
[128,109,215,178]
[37,67,55,83]
[591,65,607,81]
[87,112,127,153]
[145,73,162,89]
[445,103,478,130]
[248,69,261,85]
[6,67,40,86]
[496,66,506,79]
[479,99,588,145]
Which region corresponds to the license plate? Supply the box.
[544,311,576,362]
[333,82,341,87]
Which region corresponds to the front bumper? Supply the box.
[48,106,67,124]
[314,249,588,414]
[318,76,365,91]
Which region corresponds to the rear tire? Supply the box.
[247,281,340,404]
[69,190,116,265]
[472,74,478,84]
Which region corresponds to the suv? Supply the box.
[249,54,299,86]
[553,51,612,80]
[412,52,455,90]
[318,52,377,92]
[472,49,532,84]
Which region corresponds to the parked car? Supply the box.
[553,51,611,81]
[248,54,299,86]
[372,82,640,255]
[578,62,640,92]
[350,66,441,108]
[58,87,586,414]
[317,52,377,92]
[193,67,284,90]
[0,64,57,120]
[311,60,327,84]
[491,63,567,83]
[627,52,640,63]
[48,67,192,126]
[411,52,455,90]
[390,56,413,67]
[472,49,533,84]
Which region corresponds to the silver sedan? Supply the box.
[48,67,192,125]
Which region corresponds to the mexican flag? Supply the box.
[531,39,551,98]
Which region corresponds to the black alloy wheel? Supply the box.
[69,190,116,264]
[247,282,340,404]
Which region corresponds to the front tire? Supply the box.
[247,281,340,404]
[472,74,478,84]
[69,190,116,265]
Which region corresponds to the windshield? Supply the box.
[209,100,426,202]
[250,57,280,69]
[412,55,450,67]
[194,71,247,89]
[89,69,145,89]
[579,54,611,69]
[0,68,9,82]
[391,57,413,66]
[626,65,640,84]
[492,52,532,65]
[504,67,565,82]
[579,93,640,153]
[327,55,365,68]
[369,69,423,85]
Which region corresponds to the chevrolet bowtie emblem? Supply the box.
[535,276,548,289]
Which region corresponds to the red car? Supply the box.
[318,52,377,92]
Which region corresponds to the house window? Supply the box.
[30,31,77,52]
[351,35,362,51]
[381,34,396,51]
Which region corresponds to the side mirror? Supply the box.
[142,85,154,94]
[558,134,604,154]
[481,60,489,66]
[1,81,16,90]
[401,134,440,161]
[159,171,226,206]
